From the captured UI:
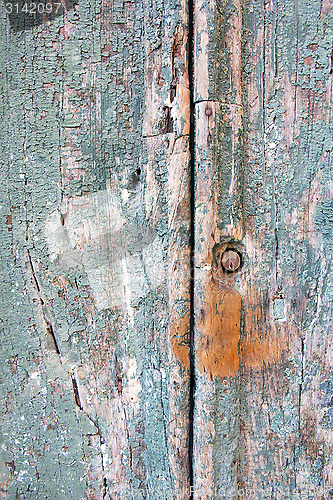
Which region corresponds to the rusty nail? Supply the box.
[221,249,241,272]
[205,108,212,116]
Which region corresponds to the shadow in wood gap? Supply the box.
[188,0,195,497]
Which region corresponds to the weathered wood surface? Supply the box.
[0,1,191,498]
[0,0,332,499]
[193,0,333,499]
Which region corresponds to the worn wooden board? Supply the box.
[193,0,333,499]
[0,0,332,498]
[0,0,191,498]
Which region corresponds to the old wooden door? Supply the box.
[0,0,332,499]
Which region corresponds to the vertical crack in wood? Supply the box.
[188,0,195,497]
[26,248,61,358]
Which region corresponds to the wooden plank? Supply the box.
[193,0,244,496]
[193,0,332,498]
[1,0,332,497]
[240,0,333,497]
[0,0,191,498]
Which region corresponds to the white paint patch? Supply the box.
[122,357,141,408]
[44,184,165,311]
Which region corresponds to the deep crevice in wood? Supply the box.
[188,0,195,496]
[27,247,61,357]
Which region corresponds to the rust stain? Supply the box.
[197,278,241,379]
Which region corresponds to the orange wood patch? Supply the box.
[192,278,290,380]
[197,279,241,379]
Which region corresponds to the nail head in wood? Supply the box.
[221,249,241,272]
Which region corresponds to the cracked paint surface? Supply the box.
[0,0,190,498]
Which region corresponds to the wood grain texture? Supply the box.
[0,1,191,498]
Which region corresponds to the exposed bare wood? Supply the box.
[193,0,332,498]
